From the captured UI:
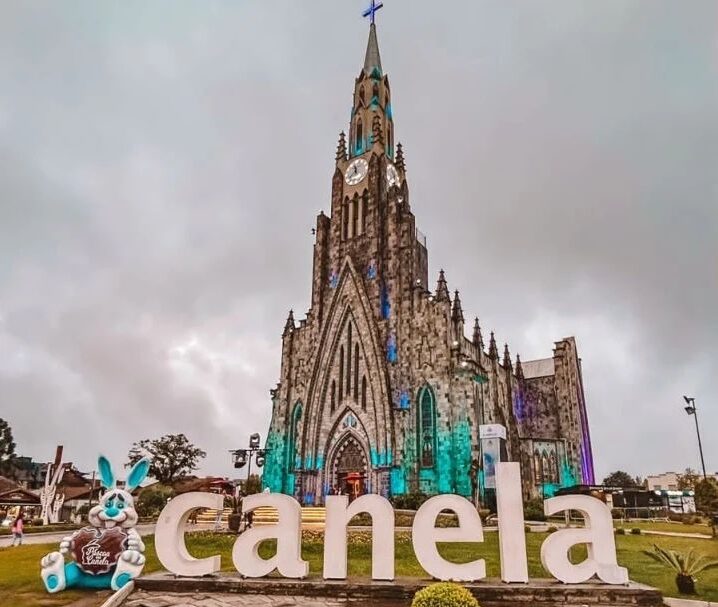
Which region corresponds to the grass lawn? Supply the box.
[612,520,713,536]
[1,530,717,606]
[0,525,82,537]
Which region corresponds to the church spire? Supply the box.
[516,354,524,379]
[364,22,383,75]
[435,269,450,302]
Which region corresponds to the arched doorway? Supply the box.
[330,434,368,501]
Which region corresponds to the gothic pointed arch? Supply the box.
[302,258,392,473]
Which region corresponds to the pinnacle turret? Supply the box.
[503,343,512,370]
[395,142,405,172]
[336,132,347,162]
[452,290,464,325]
[516,354,524,379]
[488,331,499,359]
[472,317,484,349]
[435,269,450,302]
[283,310,296,337]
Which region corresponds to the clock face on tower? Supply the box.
[386,163,400,187]
[345,158,369,186]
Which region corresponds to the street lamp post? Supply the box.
[683,396,707,481]
[230,433,266,494]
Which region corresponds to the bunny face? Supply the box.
[88,488,138,529]
[88,456,150,530]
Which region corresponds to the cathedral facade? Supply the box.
[263,23,595,506]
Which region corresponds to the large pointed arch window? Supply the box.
[355,119,363,154]
[361,191,369,234]
[533,449,542,483]
[417,386,437,468]
[287,402,302,472]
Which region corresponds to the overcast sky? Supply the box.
[1,1,716,484]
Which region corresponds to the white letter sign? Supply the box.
[324,494,394,580]
[496,463,528,583]
[412,495,485,582]
[232,493,308,578]
[541,495,628,584]
[155,492,223,577]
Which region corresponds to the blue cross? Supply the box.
[362,0,384,25]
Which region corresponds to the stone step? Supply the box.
[193,506,328,525]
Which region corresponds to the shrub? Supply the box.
[478,509,491,523]
[391,493,430,510]
[31,518,43,526]
[412,582,479,607]
[611,508,623,520]
[615,528,627,535]
[644,544,718,595]
[547,525,558,534]
[525,525,531,533]
[631,528,642,535]
[523,499,547,522]
[136,485,176,518]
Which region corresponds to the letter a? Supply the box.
[232,493,308,578]
[541,495,628,584]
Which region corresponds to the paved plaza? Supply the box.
[126,591,405,607]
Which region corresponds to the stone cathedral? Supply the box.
[263,21,595,506]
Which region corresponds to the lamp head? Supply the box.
[249,433,261,449]
[684,406,695,415]
[683,395,694,405]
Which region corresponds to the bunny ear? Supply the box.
[97,456,115,489]
[125,458,150,491]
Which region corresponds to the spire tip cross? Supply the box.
[362,0,384,25]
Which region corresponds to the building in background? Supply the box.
[263,19,594,506]
[647,471,718,491]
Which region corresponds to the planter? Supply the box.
[228,513,242,533]
[676,574,696,595]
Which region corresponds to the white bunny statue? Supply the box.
[41,455,150,593]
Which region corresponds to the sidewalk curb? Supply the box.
[100,581,135,607]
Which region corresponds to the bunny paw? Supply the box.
[110,550,145,591]
[41,552,66,593]
[59,536,74,555]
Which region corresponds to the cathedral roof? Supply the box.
[521,357,555,379]
[364,23,383,75]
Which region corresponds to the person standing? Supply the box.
[11,512,24,547]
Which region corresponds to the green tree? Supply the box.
[677,468,700,491]
[136,485,176,518]
[127,434,206,485]
[695,478,718,514]
[602,470,640,488]
[694,478,718,538]
[0,418,17,475]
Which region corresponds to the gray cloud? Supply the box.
[1,0,716,481]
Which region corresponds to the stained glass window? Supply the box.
[288,402,302,472]
[417,386,436,468]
